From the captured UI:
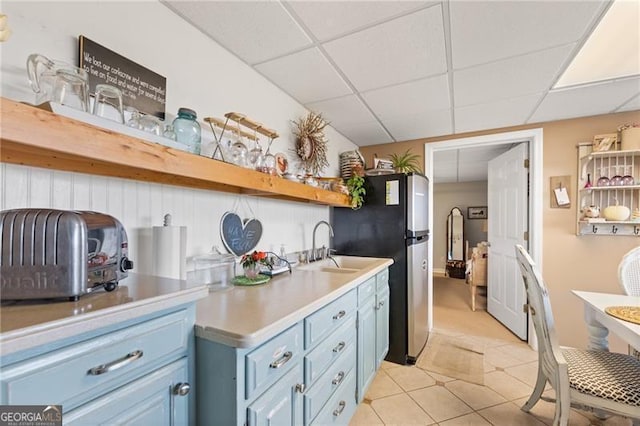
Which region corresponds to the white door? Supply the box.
[487,143,528,339]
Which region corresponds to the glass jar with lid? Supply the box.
[172,107,201,155]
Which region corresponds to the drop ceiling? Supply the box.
[163,0,640,147]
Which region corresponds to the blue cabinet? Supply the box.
[0,305,196,425]
[247,363,304,426]
[357,270,390,401]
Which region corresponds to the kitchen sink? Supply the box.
[297,256,380,273]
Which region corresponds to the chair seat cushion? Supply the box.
[562,348,640,406]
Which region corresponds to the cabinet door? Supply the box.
[357,298,376,402]
[64,358,189,426]
[246,363,303,426]
[376,287,390,368]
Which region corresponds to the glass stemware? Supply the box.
[622,166,635,186]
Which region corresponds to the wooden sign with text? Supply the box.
[79,35,166,119]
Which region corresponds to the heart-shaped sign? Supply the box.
[220,212,263,256]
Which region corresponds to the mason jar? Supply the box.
[172,107,201,154]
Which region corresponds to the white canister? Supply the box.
[621,127,640,151]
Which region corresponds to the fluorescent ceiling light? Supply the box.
[555,0,640,88]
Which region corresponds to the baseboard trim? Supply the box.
[433,268,446,276]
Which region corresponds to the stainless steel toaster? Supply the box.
[0,209,134,301]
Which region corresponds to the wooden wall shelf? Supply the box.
[0,98,350,207]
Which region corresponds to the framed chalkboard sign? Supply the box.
[79,35,166,119]
[220,212,263,257]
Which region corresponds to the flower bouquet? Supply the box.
[239,251,272,280]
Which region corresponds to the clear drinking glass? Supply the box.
[52,69,89,112]
[92,84,124,123]
[138,114,162,136]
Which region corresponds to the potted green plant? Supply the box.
[346,174,366,210]
[389,149,422,173]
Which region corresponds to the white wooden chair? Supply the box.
[618,246,640,359]
[515,245,640,426]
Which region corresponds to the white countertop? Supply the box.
[195,256,393,348]
[0,273,209,357]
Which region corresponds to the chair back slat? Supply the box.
[618,247,640,296]
[514,245,567,388]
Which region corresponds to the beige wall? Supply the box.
[434,182,488,272]
[361,110,640,352]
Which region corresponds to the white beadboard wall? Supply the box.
[0,1,357,272]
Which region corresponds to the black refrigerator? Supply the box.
[331,172,429,365]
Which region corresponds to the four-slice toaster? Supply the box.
[0,209,134,301]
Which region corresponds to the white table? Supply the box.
[572,290,640,352]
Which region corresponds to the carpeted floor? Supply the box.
[433,274,521,344]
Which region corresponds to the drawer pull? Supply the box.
[295,383,306,393]
[333,310,346,320]
[269,351,293,369]
[87,350,143,376]
[332,341,346,353]
[173,383,191,396]
[331,371,345,386]
[333,401,346,417]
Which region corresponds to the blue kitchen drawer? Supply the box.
[357,277,376,306]
[0,309,190,411]
[310,368,357,426]
[304,289,356,350]
[376,269,389,292]
[304,318,355,387]
[304,345,355,425]
[245,322,303,400]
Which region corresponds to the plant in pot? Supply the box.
[389,149,422,173]
[240,250,272,279]
[346,174,366,210]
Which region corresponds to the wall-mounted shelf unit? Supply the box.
[576,143,640,236]
[0,98,350,207]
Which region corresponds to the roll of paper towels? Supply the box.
[152,217,187,280]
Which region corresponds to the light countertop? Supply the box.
[0,273,208,357]
[195,256,393,348]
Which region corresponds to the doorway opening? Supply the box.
[424,129,543,346]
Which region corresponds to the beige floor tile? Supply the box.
[381,360,403,370]
[484,346,528,369]
[408,386,473,422]
[484,370,533,400]
[349,402,384,425]
[579,412,634,426]
[364,369,404,401]
[370,393,436,425]
[477,401,547,426]
[504,361,540,387]
[386,365,437,391]
[445,379,506,410]
[424,371,457,383]
[500,343,538,363]
[513,396,592,426]
[438,412,492,426]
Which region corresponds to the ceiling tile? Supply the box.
[454,44,574,107]
[362,74,450,119]
[449,0,607,69]
[616,94,640,113]
[530,77,640,124]
[455,94,543,133]
[166,1,311,65]
[333,122,393,146]
[287,1,432,41]
[255,48,352,104]
[305,95,377,128]
[382,108,453,141]
[322,6,446,91]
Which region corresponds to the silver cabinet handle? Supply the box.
[333,401,346,417]
[87,350,143,376]
[332,341,346,353]
[269,351,292,369]
[173,383,191,396]
[332,371,345,386]
[333,310,346,320]
[295,383,305,393]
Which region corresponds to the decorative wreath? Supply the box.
[292,112,329,175]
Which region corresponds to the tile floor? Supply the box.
[348,276,634,426]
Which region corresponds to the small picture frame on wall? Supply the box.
[468,206,487,219]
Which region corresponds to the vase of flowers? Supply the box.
[240,251,271,279]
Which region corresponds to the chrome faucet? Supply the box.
[312,220,334,262]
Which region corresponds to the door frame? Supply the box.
[424,128,543,345]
